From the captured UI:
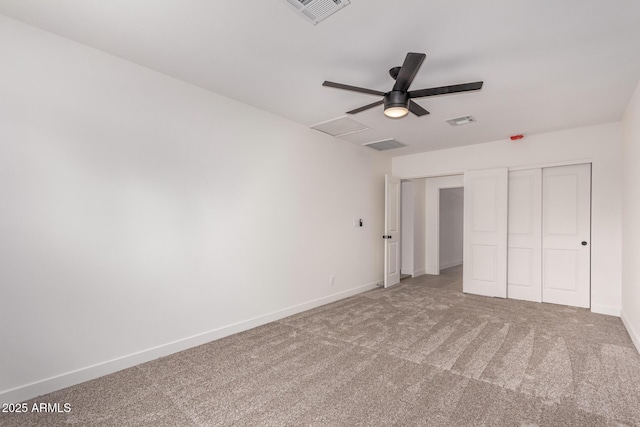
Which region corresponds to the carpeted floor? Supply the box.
[2,265,640,426]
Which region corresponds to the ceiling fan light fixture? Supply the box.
[384,106,409,118]
[383,91,410,119]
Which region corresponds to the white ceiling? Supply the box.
[1,0,640,156]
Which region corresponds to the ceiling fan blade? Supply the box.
[346,99,384,114]
[323,81,385,97]
[409,81,484,99]
[392,52,426,93]
[408,100,430,117]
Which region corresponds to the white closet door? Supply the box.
[463,168,508,298]
[507,169,542,302]
[542,164,591,308]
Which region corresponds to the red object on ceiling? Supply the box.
[510,134,524,140]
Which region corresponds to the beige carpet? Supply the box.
[3,266,640,426]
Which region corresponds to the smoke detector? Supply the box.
[284,0,350,25]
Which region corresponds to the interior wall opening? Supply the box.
[439,187,464,272]
[399,176,464,292]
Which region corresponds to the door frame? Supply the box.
[427,177,464,275]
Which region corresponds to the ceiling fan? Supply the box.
[323,52,483,119]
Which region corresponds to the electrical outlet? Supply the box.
[329,275,335,285]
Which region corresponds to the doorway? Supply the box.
[399,175,464,285]
[439,187,464,271]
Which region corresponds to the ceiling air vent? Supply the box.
[285,0,350,25]
[362,139,406,151]
[447,115,476,127]
[311,116,369,137]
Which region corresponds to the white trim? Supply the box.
[621,311,640,354]
[590,304,621,317]
[508,159,594,171]
[0,280,381,405]
[440,259,463,270]
[397,160,595,181]
[400,171,466,180]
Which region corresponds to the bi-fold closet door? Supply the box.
[464,163,591,308]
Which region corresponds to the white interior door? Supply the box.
[463,168,508,298]
[384,175,401,288]
[542,164,591,308]
[508,169,542,302]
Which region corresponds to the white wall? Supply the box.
[412,179,427,276]
[0,16,390,403]
[393,123,623,316]
[401,181,414,275]
[622,80,640,352]
[439,187,464,270]
[425,175,464,274]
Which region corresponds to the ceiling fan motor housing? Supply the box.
[384,91,409,110]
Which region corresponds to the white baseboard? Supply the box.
[439,260,463,270]
[591,304,621,317]
[0,280,381,405]
[621,310,640,354]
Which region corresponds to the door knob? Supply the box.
[581,241,588,246]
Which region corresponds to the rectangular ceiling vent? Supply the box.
[311,116,369,137]
[285,0,350,25]
[362,139,406,151]
[447,115,476,127]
